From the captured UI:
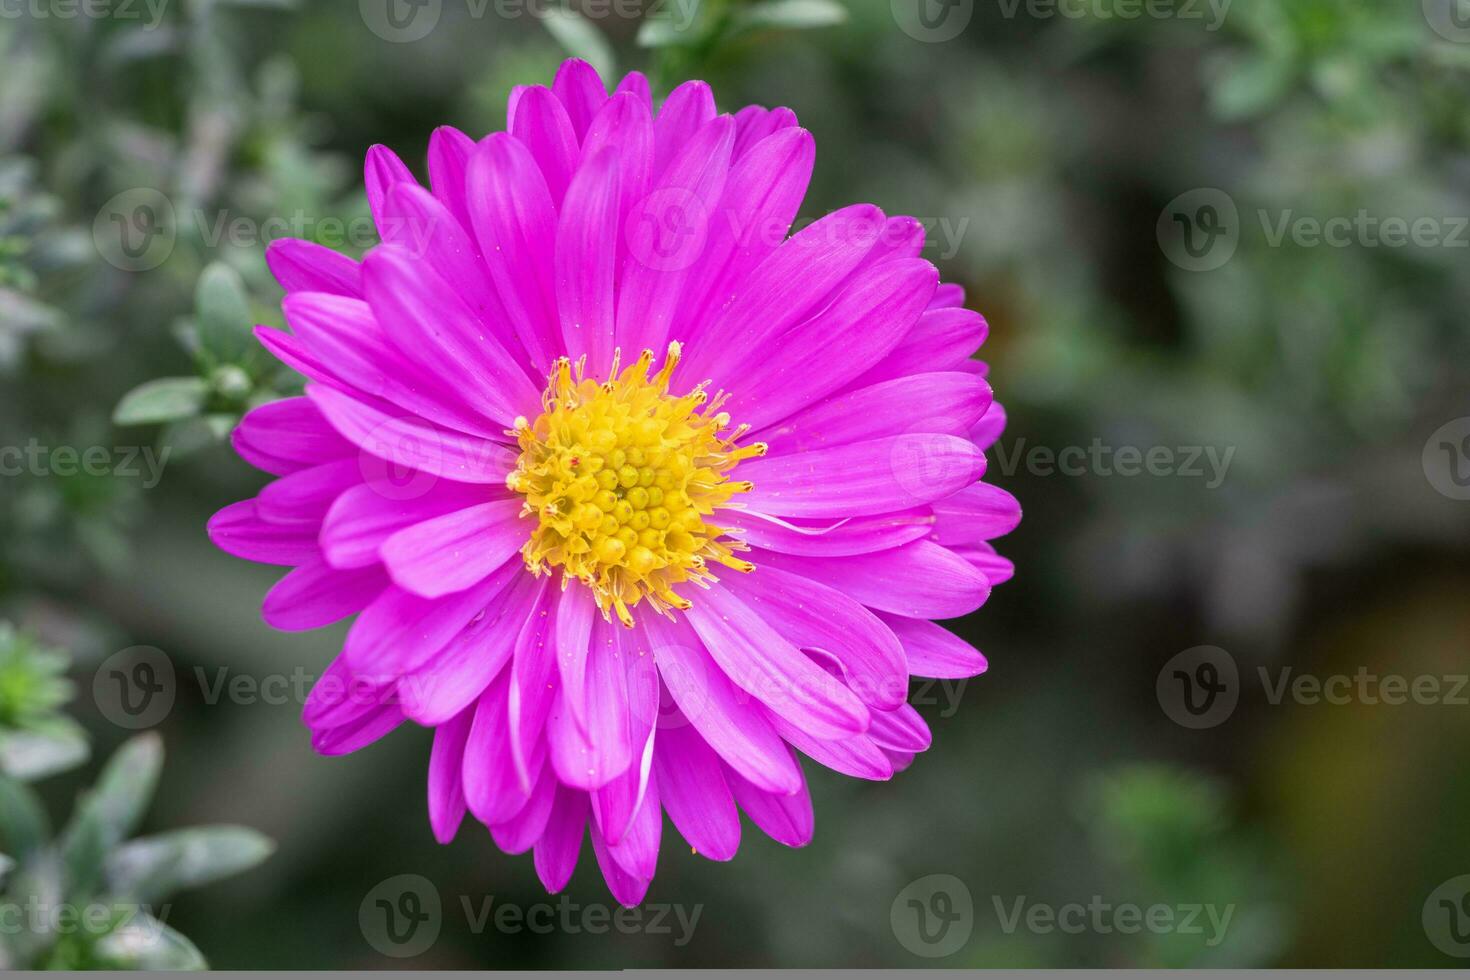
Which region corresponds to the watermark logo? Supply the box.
[93,188,176,272]
[891,0,973,42]
[360,874,442,958]
[1423,875,1470,958]
[0,0,169,28]
[93,646,176,730]
[1423,417,1470,501]
[892,874,974,958]
[1156,645,1239,730]
[1424,0,1470,44]
[360,0,441,42]
[993,896,1234,946]
[1157,188,1239,272]
[627,188,710,274]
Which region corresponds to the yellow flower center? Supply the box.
[507,343,765,627]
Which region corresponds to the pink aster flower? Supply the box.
[209,59,1019,906]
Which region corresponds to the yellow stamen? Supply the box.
[508,342,756,626]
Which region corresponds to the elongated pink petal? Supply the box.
[262,559,388,632]
[397,574,540,726]
[552,58,607,142]
[365,144,416,226]
[725,754,814,848]
[653,80,714,178]
[466,134,562,375]
[534,783,587,893]
[428,706,473,843]
[512,86,579,207]
[772,713,894,781]
[554,584,596,731]
[490,764,559,855]
[741,434,985,519]
[681,204,885,384]
[729,565,908,710]
[723,258,938,429]
[732,510,934,558]
[590,817,651,909]
[615,115,735,356]
[654,722,740,861]
[757,372,991,457]
[755,541,991,619]
[853,307,989,388]
[427,125,477,234]
[319,480,492,570]
[232,396,354,476]
[686,581,870,740]
[932,483,1022,545]
[876,612,989,679]
[265,238,361,296]
[556,146,622,373]
[307,384,516,485]
[343,563,521,674]
[208,500,319,566]
[255,458,360,526]
[363,247,540,427]
[670,127,815,345]
[381,498,529,598]
[642,614,802,795]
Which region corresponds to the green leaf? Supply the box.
[60,733,164,896]
[106,826,274,904]
[112,378,208,426]
[730,0,847,34]
[195,262,256,365]
[90,916,208,971]
[540,8,617,81]
[0,774,50,858]
[0,718,89,781]
[638,0,711,48]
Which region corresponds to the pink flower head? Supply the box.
[209,59,1019,906]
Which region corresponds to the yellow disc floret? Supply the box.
[508,343,765,627]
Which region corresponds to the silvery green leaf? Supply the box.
[113,378,209,426]
[195,262,256,364]
[60,734,163,895]
[730,0,847,34]
[0,774,50,858]
[540,9,617,82]
[91,915,208,971]
[0,718,89,781]
[105,826,275,904]
[638,0,711,48]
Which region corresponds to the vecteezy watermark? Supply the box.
[994,0,1231,30]
[359,874,702,958]
[892,874,975,958]
[992,896,1235,947]
[1424,874,1470,958]
[92,191,435,272]
[0,0,168,28]
[0,440,170,488]
[358,0,698,43]
[0,898,172,940]
[1156,646,1240,730]
[1158,646,1470,729]
[1159,188,1470,271]
[989,438,1236,489]
[1423,417,1470,501]
[93,646,176,730]
[891,0,975,43]
[1157,188,1240,272]
[1424,0,1470,45]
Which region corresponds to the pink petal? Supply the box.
[319,479,492,570]
[511,86,579,207]
[725,754,814,847]
[732,510,934,558]
[931,483,1022,545]
[740,434,986,518]
[427,706,473,844]
[534,783,587,893]
[642,613,803,795]
[380,498,529,598]
[652,80,715,178]
[552,58,607,143]
[556,146,622,374]
[654,722,741,861]
[755,541,991,619]
[208,499,319,566]
[757,372,991,457]
[262,559,388,632]
[877,612,989,679]
[685,581,870,741]
[265,238,361,296]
